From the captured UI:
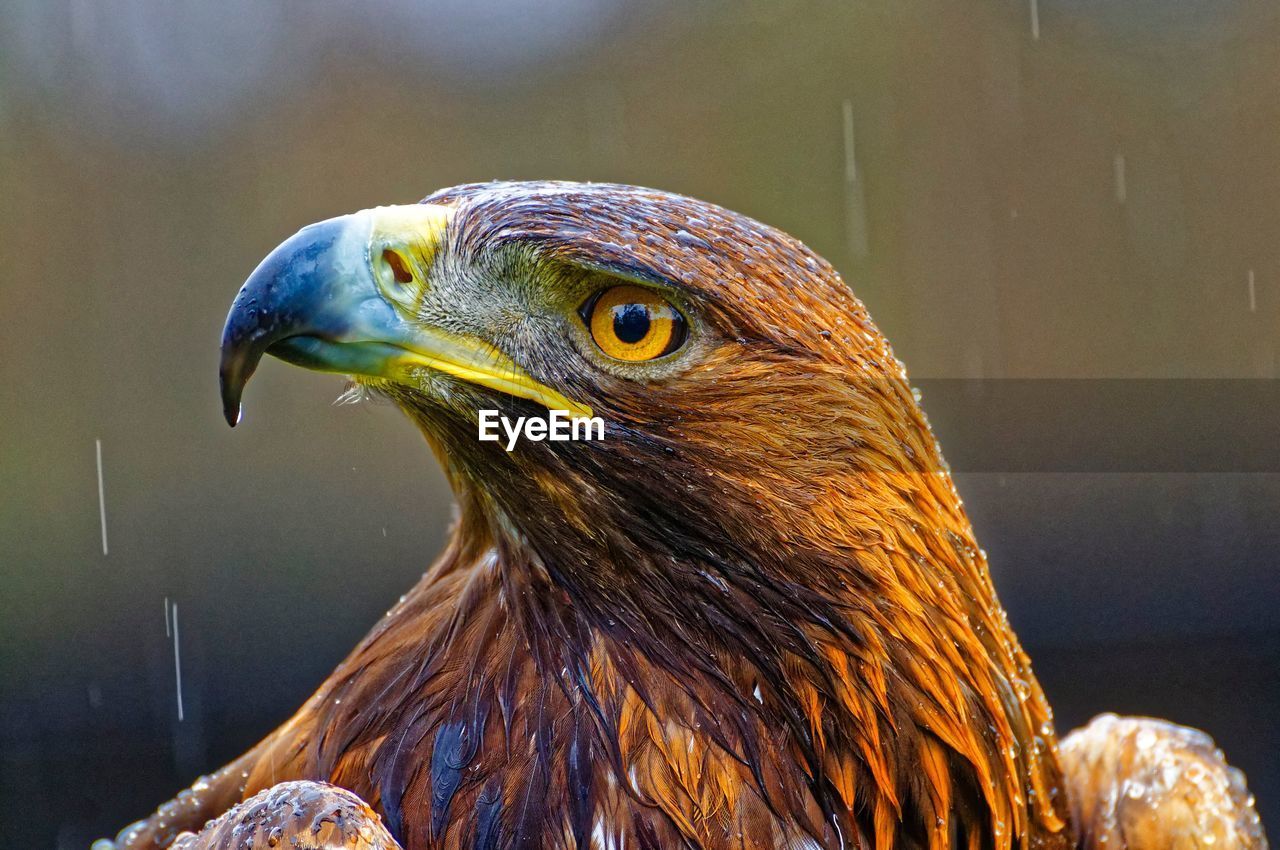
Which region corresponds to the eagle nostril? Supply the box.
[382,249,414,285]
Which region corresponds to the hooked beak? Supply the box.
[219,204,590,427]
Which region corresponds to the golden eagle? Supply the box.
[102,182,1266,850]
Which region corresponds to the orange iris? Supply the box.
[582,285,688,362]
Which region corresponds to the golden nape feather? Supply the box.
[100,182,1267,850]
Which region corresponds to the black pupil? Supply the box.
[612,303,651,344]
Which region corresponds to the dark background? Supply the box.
[1,1,1277,847]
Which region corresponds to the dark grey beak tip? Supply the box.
[218,261,282,430]
[220,307,266,429]
[219,360,247,428]
[218,216,354,429]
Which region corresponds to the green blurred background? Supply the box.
[1,1,1277,846]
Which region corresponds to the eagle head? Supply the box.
[219,181,1072,850]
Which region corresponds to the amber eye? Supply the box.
[579,285,688,362]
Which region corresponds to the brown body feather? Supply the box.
[109,182,1252,850]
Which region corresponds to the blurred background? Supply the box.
[1,1,1277,846]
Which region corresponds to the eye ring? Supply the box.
[579,284,688,362]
